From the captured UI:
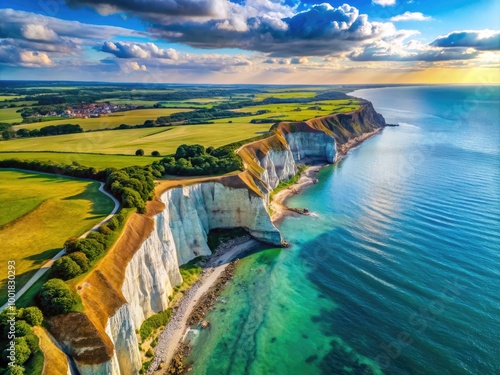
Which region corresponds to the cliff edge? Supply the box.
[45,102,387,374]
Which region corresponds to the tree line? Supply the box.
[2,124,83,140]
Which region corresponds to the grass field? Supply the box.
[9,101,38,107]
[0,95,24,101]
[0,169,115,304]
[96,99,163,106]
[0,107,23,123]
[13,108,191,131]
[0,123,272,156]
[254,91,318,100]
[156,101,211,108]
[0,152,162,169]
[231,99,361,122]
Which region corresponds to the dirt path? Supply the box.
[148,238,258,374]
[0,179,120,312]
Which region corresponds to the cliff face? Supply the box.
[71,182,282,374]
[48,102,387,375]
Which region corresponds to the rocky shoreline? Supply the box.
[148,236,256,375]
[164,260,239,375]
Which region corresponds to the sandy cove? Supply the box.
[270,165,324,224]
[271,127,382,224]
[148,126,383,374]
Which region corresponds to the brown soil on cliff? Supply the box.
[32,326,69,375]
[48,210,157,365]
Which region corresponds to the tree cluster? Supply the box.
[153,144,243,176]
[14,124,83,139]
[19,104,68,118]
[39,279,77,317]
[313,91,349,100]
[52,210,129,281]
[105,167,154,213]
[0,307,43,371]
[156,108,252,125]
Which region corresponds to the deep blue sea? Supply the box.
[187,86,500,375]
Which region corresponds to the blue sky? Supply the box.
[0,0,498,83]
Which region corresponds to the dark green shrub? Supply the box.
[18,307,43,326]
[12,321,31,337]
[175,144,205,159]
[69,238,105,261]
[51,257,82,280]
[151,151,160,157]
[159,143,244,177]
[107,216,119,231]
[135,149,144,156]
[86,231,107,245]
[5,365,24,375]
[2,338,31,365]
[63,237,79,253]
[39,279,77,316]
[24,332,40,353]
[139,309,172,341]
[98,225,113,236]
[68,252,90,272]
[121,188,145,211]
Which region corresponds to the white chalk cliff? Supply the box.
[52,103,386,375]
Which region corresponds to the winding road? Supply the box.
[0,180,120,312]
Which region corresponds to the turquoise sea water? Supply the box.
[187,86,500,375]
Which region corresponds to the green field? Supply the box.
[0,107,23,123]
[0,95,24,101]
[96,99,164,106]
[0,98,361,164]
[9,101,38,107]
[0,169,115,304]
[254,91,319,100]
[155,101,212,109]
[0,123,272,156]
[0,152,162,169]
[229,99,361,122]
[13,108,191,131]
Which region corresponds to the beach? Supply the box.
[147,236,259,374]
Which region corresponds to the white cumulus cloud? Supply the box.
[372,0,396,6]
[391,12,433,22]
